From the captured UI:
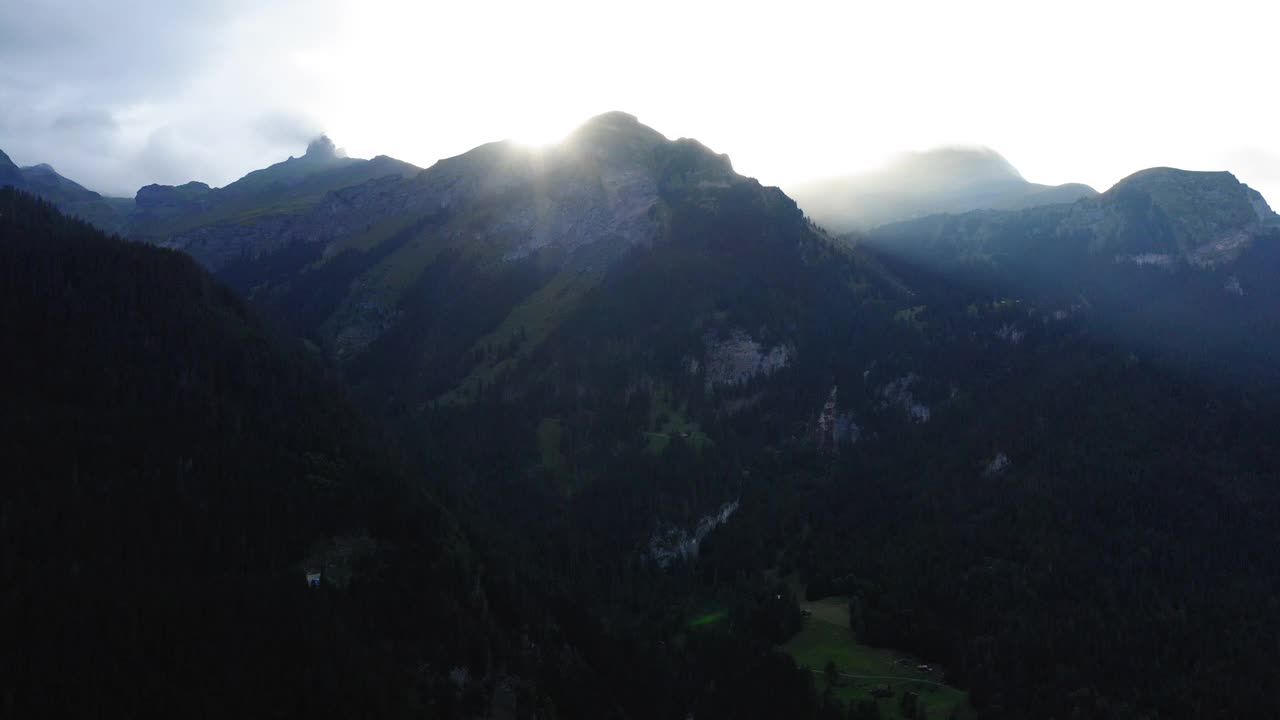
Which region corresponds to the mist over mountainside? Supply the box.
[865,167,1280,378]
[16,162,134,234]
[6,113,1280,719]
[0,150,136,234]
[788,147,1099,232]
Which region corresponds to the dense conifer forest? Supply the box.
[6,128,1280,720]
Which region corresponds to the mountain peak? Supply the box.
[1109,167,1276,224]
[1111,166,1239,193]
[567,111,666,150]
[580,110,641,128]
[1070,166,1279,267]
[304,135,344,160]
[888,146,1025,188]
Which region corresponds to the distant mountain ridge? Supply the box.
[788,146,1098,231]
[0,136,421,246]
[0,153,135,234]
[871,166,1279,269]
[128,135,421,247]
[864,166,1280,376]
[17,162,134,233]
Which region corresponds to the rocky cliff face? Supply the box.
[647,500,739,567]
[703,329,792,389]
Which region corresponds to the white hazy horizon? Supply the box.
[2,0,1277,205]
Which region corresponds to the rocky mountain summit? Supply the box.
[1066,167,1280,267]
[216,134,358,197]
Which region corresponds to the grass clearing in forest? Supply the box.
[644,389,711,454]
[784,596,972,719]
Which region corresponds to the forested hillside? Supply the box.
[7,109,1280,720]
[0,189,495,716]
[122,116,1280,719]
[0,189,835,719]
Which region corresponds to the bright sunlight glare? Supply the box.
[1,0,1278,205]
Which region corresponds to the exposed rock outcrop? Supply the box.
[984,452,1010,476]
[647,500,739,567]
[880,373,931,424]
[815,386,860,454]
[704,330,792,389]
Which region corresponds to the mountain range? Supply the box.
[4,113,1280,720]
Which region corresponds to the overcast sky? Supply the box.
[2,0,1278,204]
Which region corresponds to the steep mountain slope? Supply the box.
[209,112,922,716]
[409,138,1280,719]
[788,147,1097,232]
[0,188,829,720]
[0,189,505,717]
[24,113,1280,720]
[204,115,1280,719]
[0,148,26,189]
[218,112,835,388]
